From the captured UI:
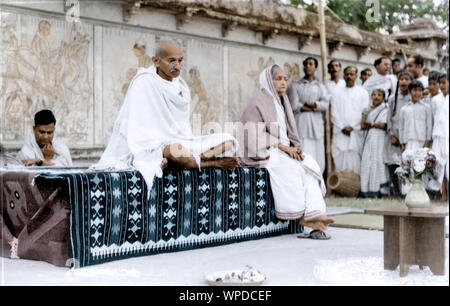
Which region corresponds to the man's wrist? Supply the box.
[36,159,43,166]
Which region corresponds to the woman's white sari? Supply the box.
[360,103,389,196]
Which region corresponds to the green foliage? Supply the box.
[289,0,449,33]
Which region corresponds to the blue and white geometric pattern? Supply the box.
[66,167,300,267]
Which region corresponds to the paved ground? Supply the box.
[2,223,448,286]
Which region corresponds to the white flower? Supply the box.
[413,148,428,160]
[413,159,426,173]
[402,149,414,161]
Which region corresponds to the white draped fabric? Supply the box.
[330,85,369,173]
[17,131,72,166]
[363,72,395,101]
[92,65,238,191]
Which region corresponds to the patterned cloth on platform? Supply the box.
[60,167,301,267]
[1,167,302,268]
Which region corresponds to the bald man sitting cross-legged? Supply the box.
[93,41,239,190]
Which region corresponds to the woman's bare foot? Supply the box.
[300,218,327,231]
[315,215,334,225]
[161,158,169,170]
[213,157,239,170]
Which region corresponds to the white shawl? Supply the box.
[363,72,395,100]
[16,131,72,166]
[92,65,238,191]
[259,69,290,147]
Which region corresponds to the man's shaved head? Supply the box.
[155,41,182,58]
[152,41,184,81]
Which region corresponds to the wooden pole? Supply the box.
[318,0,333,193]
[318,0,328,82]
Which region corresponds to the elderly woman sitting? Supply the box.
[238,65,334,239]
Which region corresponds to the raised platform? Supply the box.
[1,166,302,268]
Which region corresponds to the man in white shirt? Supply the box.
[330,66,369,174]
[326,59,345,92]
[359,68,372,85]
[17,109,72,167]
[363,57,396,101]
[287,57,329,174]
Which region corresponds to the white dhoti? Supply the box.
[300,137,325,174]
[332,132,363,174]
[266,147,326,221]
[333,151,360,173]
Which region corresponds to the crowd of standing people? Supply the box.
[287,54,449,201]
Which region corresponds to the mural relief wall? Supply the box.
[1,12,93,146]
[0,9,313,161]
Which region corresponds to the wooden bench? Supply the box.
[365,205,448,277]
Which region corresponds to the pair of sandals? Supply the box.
[297,230,331,240]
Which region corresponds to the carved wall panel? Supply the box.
[1,12,94,146]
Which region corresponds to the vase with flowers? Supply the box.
[395,148,438,208]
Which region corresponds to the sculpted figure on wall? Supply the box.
[187,66,216,132]
[121,39,152,95]
[284,62,300,86]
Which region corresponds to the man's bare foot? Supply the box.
[214,157,239,170]
[161,158,169,170]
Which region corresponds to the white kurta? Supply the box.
[287,78,329,173]
[398,100,433,147]
[92,65,238,191]
[16,132,72,167]
[330,85,369,173]
[326,79,345,95]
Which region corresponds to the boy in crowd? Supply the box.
[399,80,433,153]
